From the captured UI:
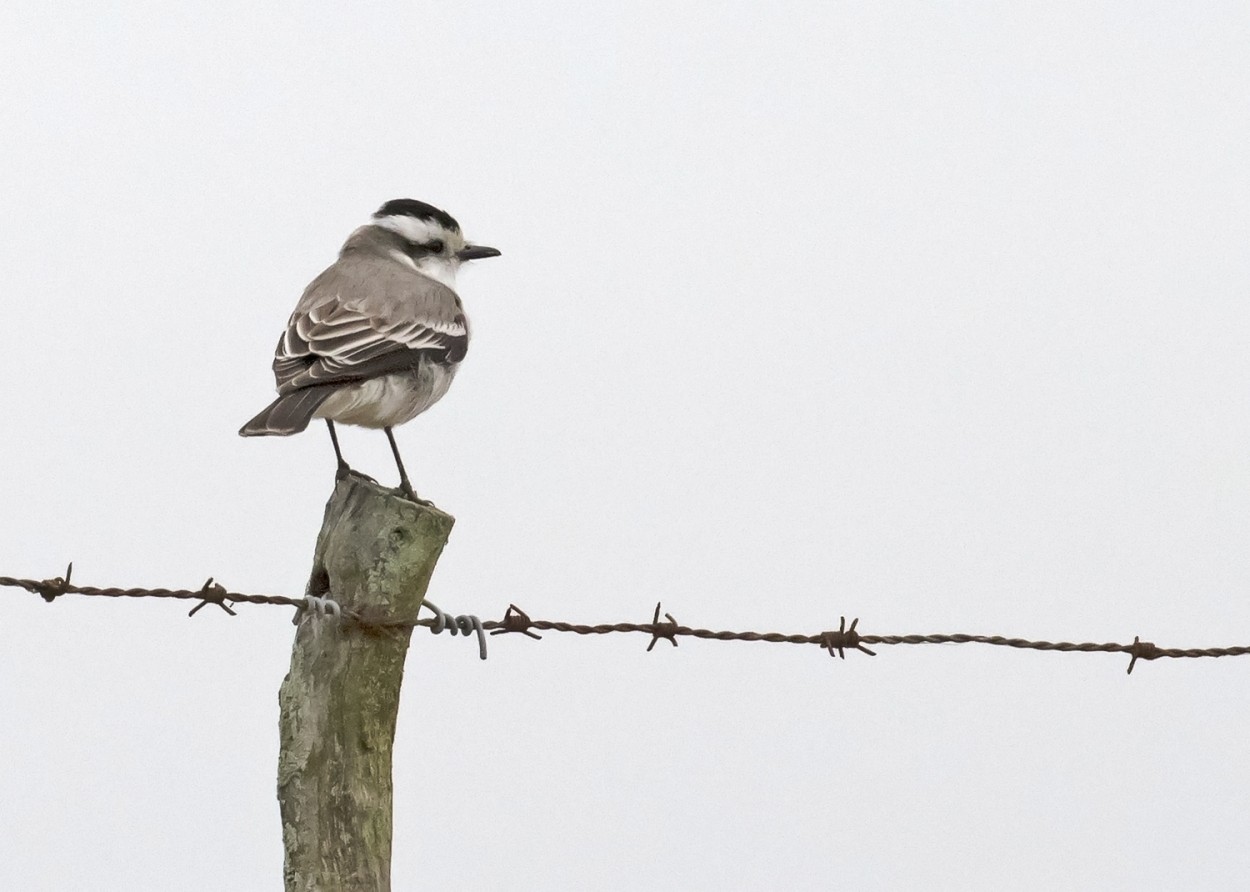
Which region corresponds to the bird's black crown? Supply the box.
[373,199,460,233]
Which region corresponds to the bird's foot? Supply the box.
[396,479,433,507]
[336,463,378,485]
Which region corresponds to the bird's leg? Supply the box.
[326,420,376,484]
[326,420,350,477]
[384,426,427,504]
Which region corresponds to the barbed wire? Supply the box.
[4,565,1249,674]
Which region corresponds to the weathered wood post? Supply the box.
[277,475,455,892]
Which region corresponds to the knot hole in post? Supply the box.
[308,564,331,599]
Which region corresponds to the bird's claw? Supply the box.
[397,482,432,506]
[336,465,378,485]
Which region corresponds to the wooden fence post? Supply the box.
[276,475,455,891]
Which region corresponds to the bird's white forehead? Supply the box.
[372,214,463,248]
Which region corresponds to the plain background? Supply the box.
[2,2,1248,889]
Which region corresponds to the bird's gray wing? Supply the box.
[272,255,468,394]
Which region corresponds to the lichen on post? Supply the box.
[276,475,455,892]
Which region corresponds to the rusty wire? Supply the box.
[4,567,1249,674]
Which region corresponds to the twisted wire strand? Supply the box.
[4,571,1248,673]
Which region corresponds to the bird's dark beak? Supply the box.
[456,244,502,261]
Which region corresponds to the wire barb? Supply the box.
[489,604,542,640]
[1126,635,1160,675]
[188,577,237,617]
[646,602,679,652]
[820,616,877,660]
[36,562,74,603]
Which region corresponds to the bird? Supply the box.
[239,198,500,501]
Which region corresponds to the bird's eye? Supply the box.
[427,239,445,254]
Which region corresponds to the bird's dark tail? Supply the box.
[238,388,335,437]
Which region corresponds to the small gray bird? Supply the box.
[239,199,500,500]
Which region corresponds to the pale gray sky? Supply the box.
[2,2,1249,889]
